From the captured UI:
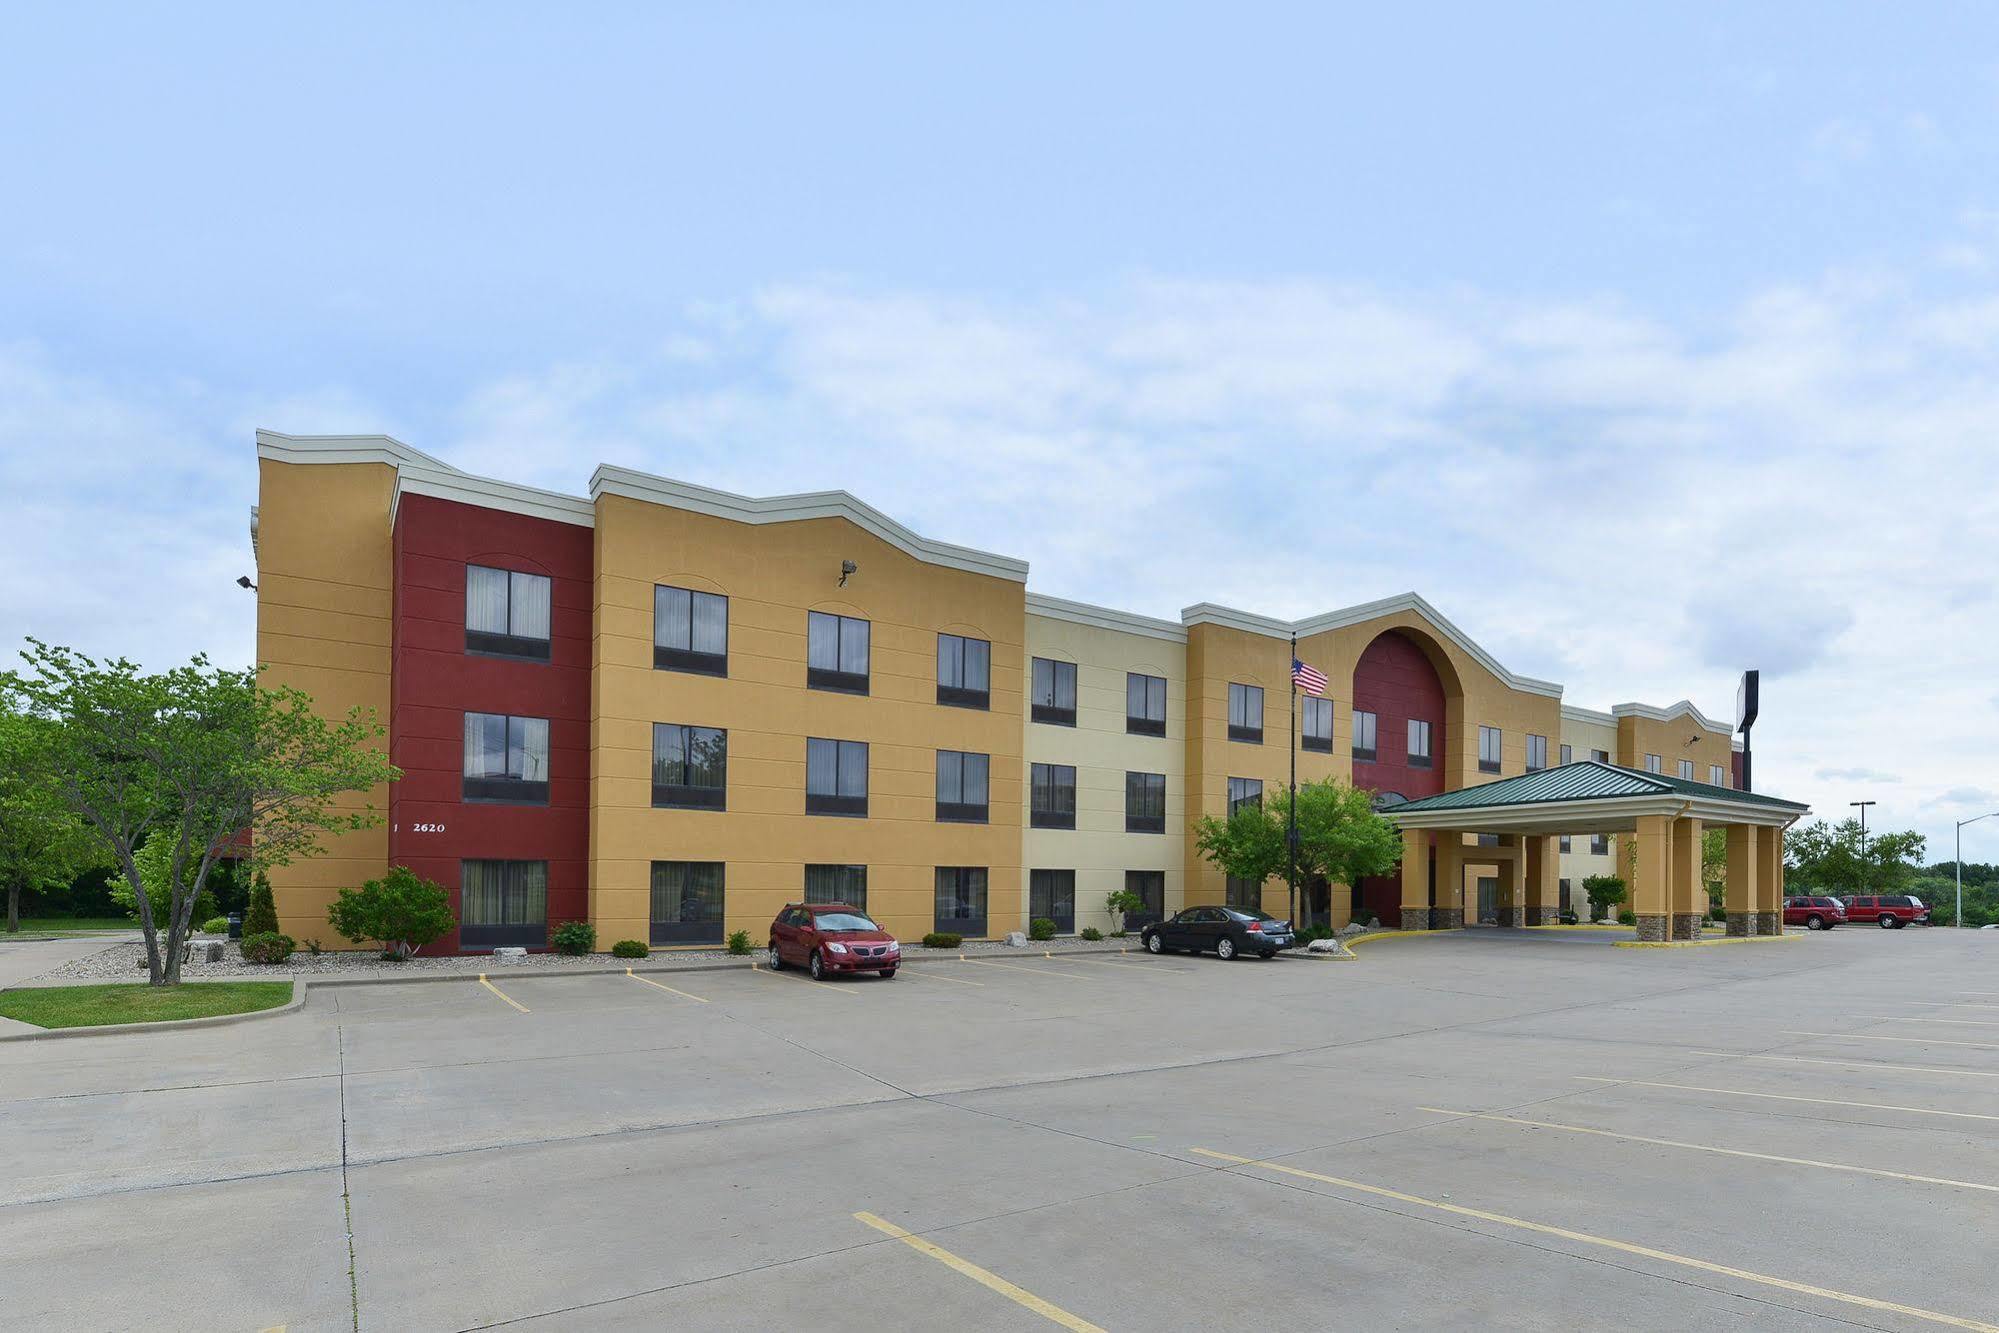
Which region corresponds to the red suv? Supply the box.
[767,902,900,980]
[1842,895,1930,929]
[1783,896,1846,930]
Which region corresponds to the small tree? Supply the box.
[1105,886,1149,930]
[242,872,280,937]
[2,642,402,984]
[327,866,455,959]
[0,702,101,932]
[113,833,220,926]
[1582,874,1626,922]
[1194,778,1400,924]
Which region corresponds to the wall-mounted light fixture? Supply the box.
[236,575,258,591]
[839,560,857,587]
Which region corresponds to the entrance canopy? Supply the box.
[1384,760,1808,837]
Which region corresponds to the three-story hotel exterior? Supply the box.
[253,431,1802,952]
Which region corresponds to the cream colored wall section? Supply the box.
[1557,711,1619,905]
[588,493,1027,947]
[1021,612,1186,934]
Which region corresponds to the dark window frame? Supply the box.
[1227,776,1263,816]
[465,564,553,662]
[649,860,725,945]
[1228,682,1264,744]
[805,737,869,817]
[1479,724,1502,774]
[652,722,727,810]
[1123,869,1164,930]
[1351,708,1378,763]
[1526,734,1548,773]
[935,749,991,824]
[1125,672,1167,736]
[804,864,868,911]
[934,866,988,937]
[1029,868,1076,934]
[1031,657,1077,726]
[460,859,549,950]
[806,611,871,695]
[462,711,551,806]
[1124,770,1166,833]
[1590,833,1610,856]
[1408,718,1433,769]
[653,584,729,677]
[1302,696,1334,753]
[1030,762,1077,830]
[936,632,992,710]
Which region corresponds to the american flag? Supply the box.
[1291,658,1328,696]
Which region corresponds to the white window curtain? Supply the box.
[463,861,547,926]
[512,717,549,782]
[466,566,510,634]
[690,591,726,655]
[656,586,691,649]
[509,571,551,640]
[464,713,508,777]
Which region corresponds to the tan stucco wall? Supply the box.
[254,458,396,945]
[1557,713,1619,905]
[1020,614,1186,934]
[1617,713,1734,786]
[587,493,1026,945]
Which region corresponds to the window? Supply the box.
[1126,672,1167,736]
[1030,763,1077,830]
[1645,753,1663,773]
[936,633,991,709]
[1226,876,1261,911]
[462,713,549,804]
[804,864,867,911]
[1710,764,1727,786]
[1125,771,1166,833]
[1591,748,1610,763]
[649,861,724,944]
[1677,759,1695,780]
[1559,743,1573,766]
[652,724,726,809]
[1478,725,1502,774]
[1408,719,1433,768]
[934,866,988,936]
[1029,869,1075,934]
[1559,835,1572,853]
[1476,833,1499,848]
[806,611,870,694]
[1526,734,1548,772]
[1560,878,1572,912]
[1123,870,1164,928]
[935,750,990,823]
[1227,776,1262,816]
[654,585,728,676]
[1302,696,1334,753]
[1590,834,1609,856]
[805,738,868,816]
[460,860,547,949]
[1228,684,1264,743]
[1032,657,1077,726]
[1351,709,1378,762]
[465,565,552,660]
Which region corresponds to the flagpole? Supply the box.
[1289,633,1299,930]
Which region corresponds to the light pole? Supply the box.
[1851,800,1875,898]
[1956,812,1999,929]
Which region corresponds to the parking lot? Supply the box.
[3,927,1997,1331]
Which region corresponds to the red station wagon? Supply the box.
[1782,896,1846,930]
[767,902,901,980]
[1842,894,1930,928]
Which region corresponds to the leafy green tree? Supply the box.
[1195,778,1401,924]
[1786,818,1927,898]
[327,866,455,959]
[113,833,220,927]
[2,641,401,985]
[1582,874,1626,922]
[242,872,280,937]
[0,702,102,932]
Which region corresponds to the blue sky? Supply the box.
[5,3,1998,863]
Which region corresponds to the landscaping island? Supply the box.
[0,981,293,1030]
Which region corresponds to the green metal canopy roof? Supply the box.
[1388,760,1809,815]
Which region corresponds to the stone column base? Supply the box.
[1670,913,1706,941]
[1496,905,1525,927]
[1724,911,1753,937]
[1635,914,1670,942]
[1431,907,1464,930]
[1525,906,1557,926]
[1400,908,1431,931]
[1756,910,1783,935]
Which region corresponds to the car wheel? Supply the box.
[1217,937,1236,960]
[1892,917,1908,929]
[767,943,783,969]
[1146,933,1164,954]
[879,968,896,979]
[1879,916,1895,929]
[1259,950,1276,960]
[1806,915,1824,930]
[809,950,826,979]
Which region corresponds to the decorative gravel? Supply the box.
[26,931,1144,985]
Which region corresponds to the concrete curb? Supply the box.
[1614,933,1804,949]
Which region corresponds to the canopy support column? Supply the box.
[1524,835,1558,925]
[1670,816,1705,940]
[1724,824,1757,936]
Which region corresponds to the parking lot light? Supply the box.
[1956,812,1999,929]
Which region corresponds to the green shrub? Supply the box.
[243,873,281,938]
[113,835,220,927]
[551,920,597,956]
[1028,917,1057,941]
[304,938,323,956]
[921,932,963,949]
[201,916,231,934]
[611,939,648,959]
[726,929,753,955]
[1295,925,1333,944]
[1108,929,1128,938]
[239,931,295,964]
[327,867,455,959]
[1078,926,1103,941]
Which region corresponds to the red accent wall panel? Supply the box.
[389,494,593,953]
[1349,630,1447,924]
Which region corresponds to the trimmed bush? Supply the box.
[328,867,455,959]
[610,939,649,959]
[551,921,597,956]
[1028,917,1057,941]
[242,873,280,938]
[239,931,295,964]
[201,916,231,934]
[726,930,753,956]
[1107,929,1128,939]
[1078,926,1103,941]
[921,932,963,949]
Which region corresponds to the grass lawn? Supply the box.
[0,981,293,1030]
[5,917,138,936]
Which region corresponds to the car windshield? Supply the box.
[813,912,879,932]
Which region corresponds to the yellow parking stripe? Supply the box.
[1416,1107,1999,1193]
[748,961,859,995]
[476,974,528,1014]
[1050,955,1175,972]
[853,1212,1104,1332]
[1190,1149,1999,1332]
[895,966,985,986]
[625,969,709,1003]
[1574,1076,1999,1123]
[1692,1049,1999,1079]
[1785,1030,1999,1051]
[961,958,1106,981]
[1882,1016,1999,1027]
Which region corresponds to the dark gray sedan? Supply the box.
[1142,906,1296,959]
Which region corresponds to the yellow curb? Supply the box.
[1345,928,1461,947]
[1615,933,1803,949]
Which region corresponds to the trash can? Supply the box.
[227,912,243,940]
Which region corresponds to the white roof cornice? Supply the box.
[258,430,596,529]
[1027,593,1186,643]
[1560,704,1617,727]
[589,464,1028,583]
[1612,699,1733,736]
